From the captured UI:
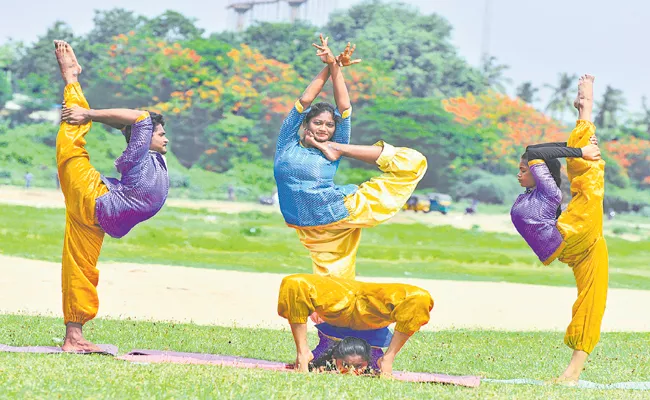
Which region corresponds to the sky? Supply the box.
[0,0,648,112]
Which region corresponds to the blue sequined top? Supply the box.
[273,100,358,227]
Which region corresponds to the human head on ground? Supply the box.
[518,152,562,218]
[300,102,340,143]
[310,336,373,375]
[124,111,168,155]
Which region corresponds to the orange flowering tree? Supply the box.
[605,137,650,187]
[443,91,568,172]
[91,34,302,171]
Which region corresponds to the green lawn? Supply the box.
[1,204,649,290]
[0,315,648,399]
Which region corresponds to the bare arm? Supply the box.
[61,105,147,127]
[88,108,148,127]
[329,62,351,114]
[298,66,330,110]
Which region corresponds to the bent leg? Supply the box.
[342,142,428,227]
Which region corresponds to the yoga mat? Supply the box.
[118,349,481,388]
[483,378,650,391]
[0,344,118,356]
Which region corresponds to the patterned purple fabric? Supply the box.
[95,116,169,238]
[510,162,564,263]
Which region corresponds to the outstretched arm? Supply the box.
[61,105,147,127]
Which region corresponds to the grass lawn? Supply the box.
[0,315,648,399]
[1,204,649,290]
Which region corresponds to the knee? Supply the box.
[407,287,434,313]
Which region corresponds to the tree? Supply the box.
[481,55,512,94]
[354,97,499,189]
[86,8,147,44]
[324,0,485,97]
[11,21,76,102]
[444,91,568,174]
[595,85,627,130]
[544,73,577,121]
[144,11,204,42]
[237,21,322,79]
[0,42,17,105]
[515,81,539,104]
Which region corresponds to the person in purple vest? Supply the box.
[511,74,607,383]
[54,40,169,352]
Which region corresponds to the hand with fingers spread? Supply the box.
[312,34,337,65]
[336,42,361,67]
[581,143,601,161]
[61,104,91,125]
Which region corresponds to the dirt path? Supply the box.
[1,254,649,332]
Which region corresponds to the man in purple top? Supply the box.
[54,40,169,352]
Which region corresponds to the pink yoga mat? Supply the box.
[118,349,481,388]
[0,344,118,356]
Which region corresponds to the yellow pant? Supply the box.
[556,120,608,354]
[57,83,109,325]
[278,274,433,335]
[295,142,427,279]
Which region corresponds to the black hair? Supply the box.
[302,102,341,127]
[310,336,373,374]
[123,111,165,143]
[522,152,563,218]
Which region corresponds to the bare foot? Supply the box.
[54,40,82,85]
[303,131,343,161]
[61,322,102,353]
[573,74,594,111]
[294,351,314,372]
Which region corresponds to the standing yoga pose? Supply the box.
[54,40,169,352]
[511,74,607,382]
[273,35,427,280]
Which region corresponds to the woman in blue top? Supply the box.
[273,35,428,280]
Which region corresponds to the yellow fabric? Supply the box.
[135,111,150,123]
[277,274,433,335]
[527,159,545,167]
[295,142,427,279]
[57,82,109,325]
[556,119,608,354]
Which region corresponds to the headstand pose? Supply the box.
[278,273,433,377]
[53,40,169,352]
[511,74,607,382]
[273,35,428,281]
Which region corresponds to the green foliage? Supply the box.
[354,97,499,190]
[453,169,522,204]
[325,0,485,97]
[236,21,322,79]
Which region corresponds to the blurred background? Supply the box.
[0,0,648,217]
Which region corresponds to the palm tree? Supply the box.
[595,85,627,129]
[544,73,578,120]
[515,81,539,104]
[480,55,512,94]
